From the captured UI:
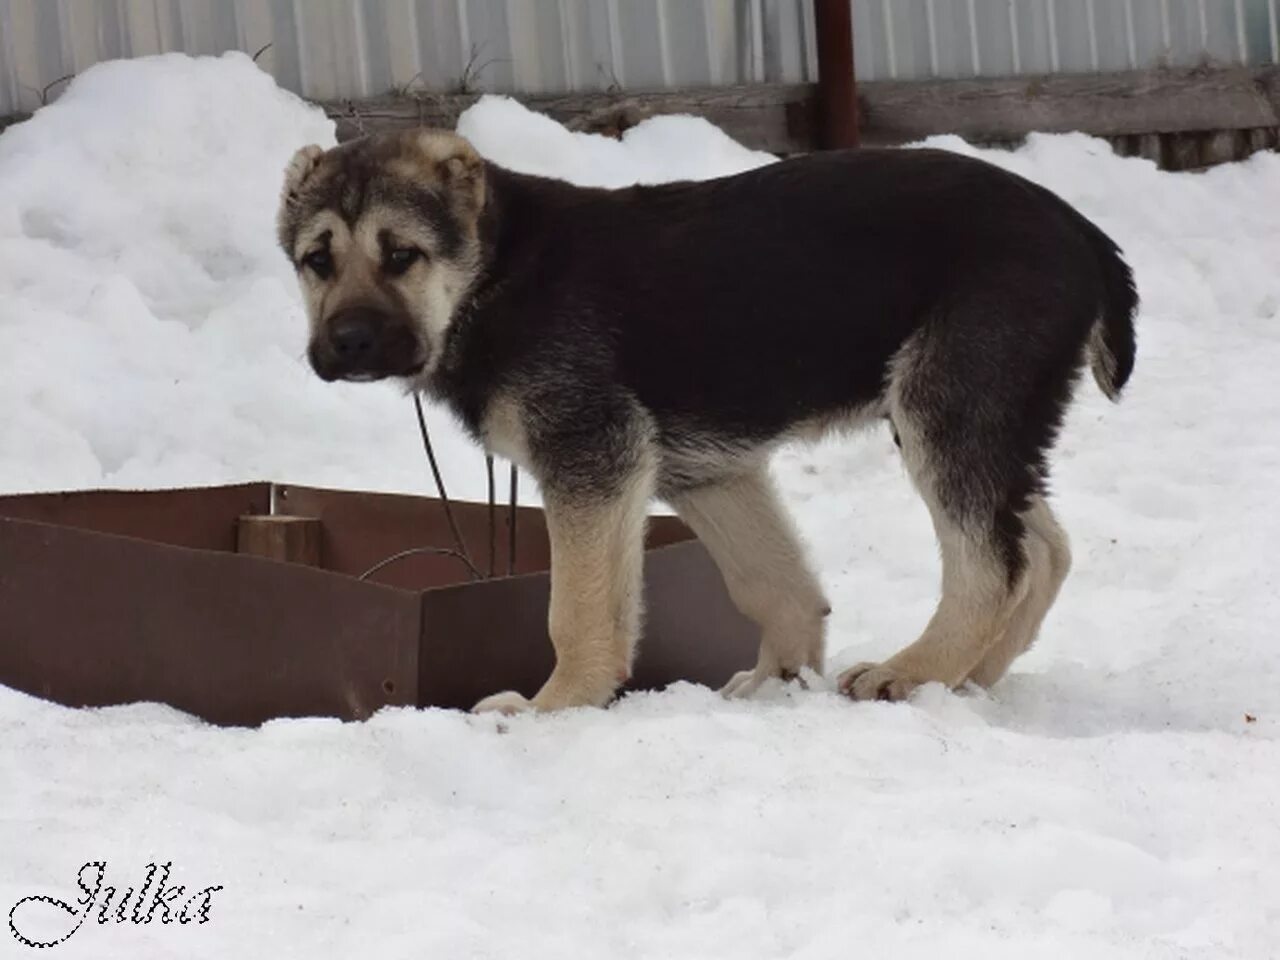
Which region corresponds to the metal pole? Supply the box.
[814,0,859,149]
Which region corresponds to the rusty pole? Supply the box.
[814,0,859,149]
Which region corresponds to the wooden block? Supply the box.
[237,515,322,567]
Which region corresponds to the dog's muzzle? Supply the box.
[309,307,426,382]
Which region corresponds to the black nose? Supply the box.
[328,309,383,361]
[312,306,424,383]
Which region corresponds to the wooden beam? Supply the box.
[318,65,1279,156]
[859,65,1280,144]
[323,84,817,155]
[3,65,1271,168]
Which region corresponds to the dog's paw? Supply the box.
[471,690,534,716]
[719,668,766,699]
[720,666,811,700]
[837,662,920,702]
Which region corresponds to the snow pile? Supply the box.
[0,53,328,490]
[2,53,1280,958]
[0,55,771,498]
[457,94,775,185]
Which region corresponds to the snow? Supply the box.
[2,52,1279,958]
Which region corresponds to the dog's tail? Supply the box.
[1081,219,1138,402]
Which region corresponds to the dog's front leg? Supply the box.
[473,463,653,716]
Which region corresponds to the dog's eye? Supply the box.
[384,247,421,276]
[302,249,333,279]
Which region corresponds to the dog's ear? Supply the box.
[417,132,486,216]
[278,144,326,253]
[281,144,326,209]
[442,151,486,213]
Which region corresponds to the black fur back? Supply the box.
[436,146,1136,495]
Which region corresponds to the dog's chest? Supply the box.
[477,393,532,467]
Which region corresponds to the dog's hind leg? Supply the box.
[668,469,829,698]
[839,325,1057,702]
[838,495,1029,701]
[966,496,1071,688]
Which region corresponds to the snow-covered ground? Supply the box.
[2,53,1278,958]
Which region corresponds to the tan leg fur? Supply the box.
[966,496,1071,688]
[473,459,654,715]
[669,469,829,698]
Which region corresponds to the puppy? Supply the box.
[278,129,1136,713]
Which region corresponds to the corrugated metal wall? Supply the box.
[854,0,1279,79]
[0,0,819,115]
[2,1,1277,118]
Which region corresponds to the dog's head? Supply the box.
[277,130,487,383]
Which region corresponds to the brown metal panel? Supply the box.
[418,571,555,708]
[646,514,696,549]
[630,539,758,692]
[0,485,752,723]
[275,483,696,586]
[0,516,420,726]
[417,540,756,710]
[0,484,270,553]
[274,483,550,586]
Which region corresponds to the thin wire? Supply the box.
[485,454,497,577]
[412,393,476,575]
[507,464,518,576]
[359,546,481,582]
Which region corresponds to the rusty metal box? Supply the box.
[0,484,754,725]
